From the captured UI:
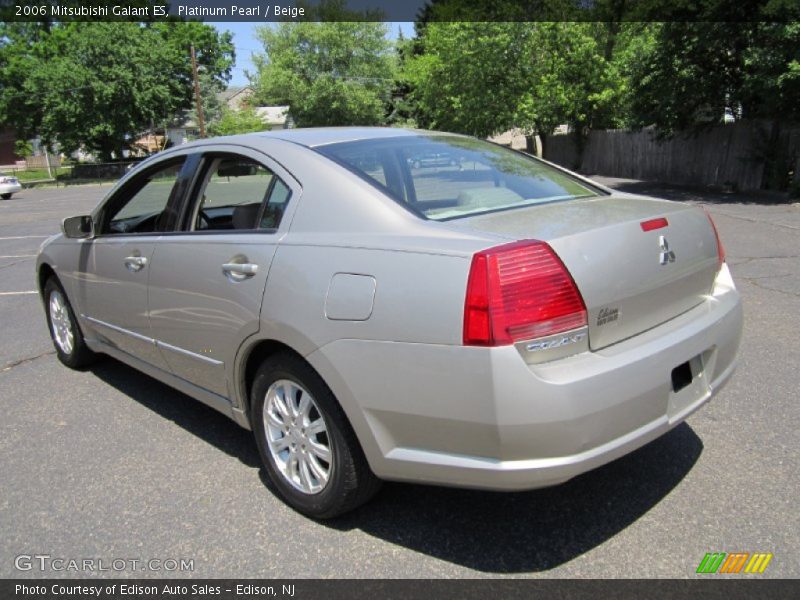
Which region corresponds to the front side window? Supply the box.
[317,136,601,220]
[190,156,290,231]
[102,160,185,234]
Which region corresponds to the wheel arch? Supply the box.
[238,339,302,418]
[37,263,57,298]
[234,336,382,473]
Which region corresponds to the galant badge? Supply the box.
[659,235,676,265]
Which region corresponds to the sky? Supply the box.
[210,22,416,88]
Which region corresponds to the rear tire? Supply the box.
[251,352,381,518]
[44,277,98,369]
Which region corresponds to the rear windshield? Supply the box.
[316,135,601,220]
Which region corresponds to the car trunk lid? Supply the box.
[447,195,720,350]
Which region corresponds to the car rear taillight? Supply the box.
[704,209,726,269]
[463,240,587,346]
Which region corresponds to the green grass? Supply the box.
[7,167,72,182]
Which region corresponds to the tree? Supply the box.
[251,9,394,127]
[515,23,622,156]
[14,139,33,159]
[0,21,234,161]
[385,27,418,127]
[404,22,623,155]
[208,106,267,137]
[623,18,800,133]
[403,22,530,137]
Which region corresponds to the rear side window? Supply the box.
[189,156,291,231]
[317,135,601,220]
[261,179,291,229]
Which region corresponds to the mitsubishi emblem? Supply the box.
[659,235,676,265]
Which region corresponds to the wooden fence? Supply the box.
[544,120,800,191]
[24,154,61,169]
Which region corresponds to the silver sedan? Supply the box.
[0,172,22,199]
[36,128,742,518]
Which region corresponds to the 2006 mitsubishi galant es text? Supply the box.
[37,128,742,518]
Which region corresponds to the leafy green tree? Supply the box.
[208,106,268,137]
[404,22,623,155]
[252,9,394,127]
[386,27,418,128]
[14,139,32,159]
[0,21,233,161]
[516,23,622,156]
[403,22,530,136]
[624,19,800,133]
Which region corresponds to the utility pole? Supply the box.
[190,45,206,138]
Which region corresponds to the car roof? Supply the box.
[134,127,471,171]
[252,127,460,148]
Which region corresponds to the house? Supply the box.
[255,106,291,130]
[217,86,292,130]
[164,86,291,144]
[164,119,199,147]
[162,87,256,146]
[218,86,255,111]
[130,134,166,156]
[0,128,18,166]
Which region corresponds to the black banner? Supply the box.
[3,579,800,600]
[2,0,800,23]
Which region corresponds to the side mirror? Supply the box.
[62,215,94,239]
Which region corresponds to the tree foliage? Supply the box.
[403,23,528,137]
[406,1,800,142]
[207,106,267,137]
[404,22,624,153]
[0,21,234,160]
[252,10,394,127]
[516,23,623,144]
[626,22,800,133]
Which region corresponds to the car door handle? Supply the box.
[222,262,258,278]
[124,255,148,272]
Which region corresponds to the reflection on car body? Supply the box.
[407,151,462,169]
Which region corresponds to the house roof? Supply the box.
[218,86,253,103]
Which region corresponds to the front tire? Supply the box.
[1,193,11,200]
[44,277,97,369]
[251,353,381,518]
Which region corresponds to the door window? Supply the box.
[102,160,185,234]
[190,156,291,231]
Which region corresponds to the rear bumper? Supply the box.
[0,183,22,195]
[309,265,743,490]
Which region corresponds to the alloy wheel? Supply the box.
[263,379,332,494]
[49,290,74,355]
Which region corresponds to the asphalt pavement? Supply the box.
[0,181,797,578]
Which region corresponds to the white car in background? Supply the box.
[0,173,22,199]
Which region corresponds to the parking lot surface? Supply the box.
[1,182,798,578]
